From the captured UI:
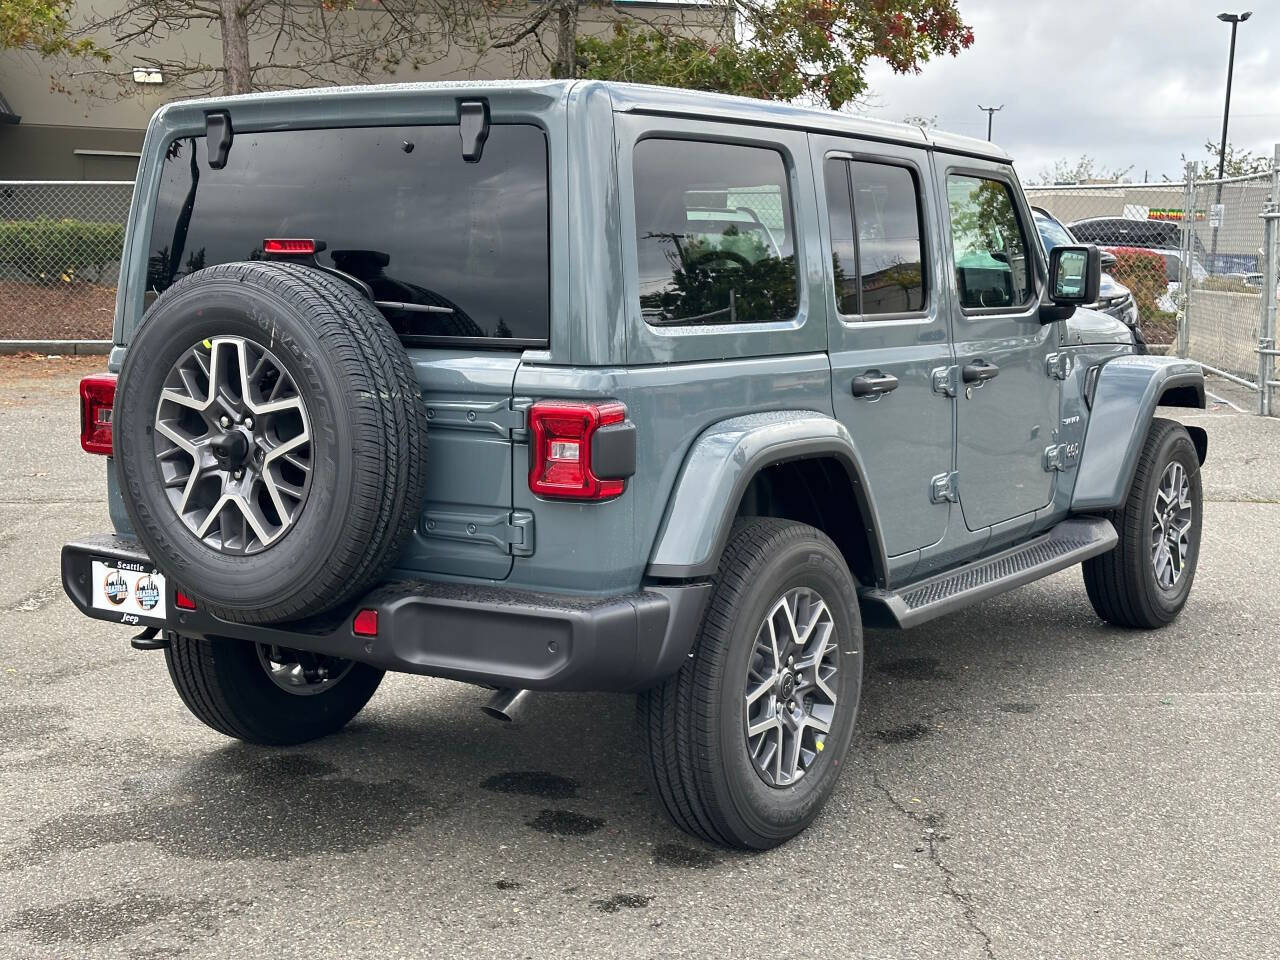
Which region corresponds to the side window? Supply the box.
[823,158,859,314]
[823,157,926,317]
[946,173,1033,310]
[633,139,798,325]
[850,161,925,314]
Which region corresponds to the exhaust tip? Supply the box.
[481,688,529,723]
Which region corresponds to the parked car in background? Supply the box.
[1067,214,1209,313]
[1033,207,1144,350]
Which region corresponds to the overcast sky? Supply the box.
[855,0,1279,183]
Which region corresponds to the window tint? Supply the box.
[633,139,797,325]
[824,158,926,316]
[824,158,859,314]
[147,124,550,343]
[946,174,1033,310]
[850,161,925,314]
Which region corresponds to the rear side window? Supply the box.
[824,158,926,316]
[632,139,797,326]
[147,124,549,344]
[946,173,1033,310]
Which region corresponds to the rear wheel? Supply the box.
[1083,417,1202,628]
[638,518,863,849]
[165,634,383,745]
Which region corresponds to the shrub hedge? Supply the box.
[0,218,125,283]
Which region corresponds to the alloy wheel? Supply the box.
[1151,460,1194,589]
[743,587,840,788]
[153,336,312,555]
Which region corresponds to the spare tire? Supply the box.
[114,261,428,624]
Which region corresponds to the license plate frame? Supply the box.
[89,556,168,626]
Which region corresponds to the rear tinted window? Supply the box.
[147,124,549,344]
[825,158,926,316]
[632,139,798,326]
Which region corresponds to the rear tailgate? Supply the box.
[395,351,523,580]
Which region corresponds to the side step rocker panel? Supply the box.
[859,517,1117,629]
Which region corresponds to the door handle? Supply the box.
[962,361,1000,384]
[851,370,900,398]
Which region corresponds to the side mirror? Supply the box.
[1048,244,1101,305]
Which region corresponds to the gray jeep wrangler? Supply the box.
[62,80,1207,849]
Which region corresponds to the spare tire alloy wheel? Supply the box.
[155,336,312,555]
[115,261,429,625]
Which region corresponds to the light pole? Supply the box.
[1216,11,1251,180]
[978,104,1003,142]
[1210,11,1251,272]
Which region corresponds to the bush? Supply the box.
[1106,246,1170,331]
[0,217,125,284]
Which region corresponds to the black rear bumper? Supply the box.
[61,534,710,692]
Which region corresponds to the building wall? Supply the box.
[0,2,726,181]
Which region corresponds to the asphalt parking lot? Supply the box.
[1,357,1277,960]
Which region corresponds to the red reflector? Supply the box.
[263,238,316,255]
[175,591,197,610]
[352,609,379,637]
[528,400,626,501]
[79,372,117,455]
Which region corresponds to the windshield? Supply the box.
[146,124,550,344]
[1033,210,1074,253]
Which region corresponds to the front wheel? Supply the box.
[1082,417,1202,628]
[165,635,383,745]
[638,518,863,849]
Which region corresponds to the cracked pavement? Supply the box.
[2,359,1278,959]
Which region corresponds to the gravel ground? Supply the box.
[0,282,116,340]
[0,360,1277,960]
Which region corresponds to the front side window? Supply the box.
[946,174,1033,310]
[633,139,798,325]
[824,158,926,316]
[147,124,550,343]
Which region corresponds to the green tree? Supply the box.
[1031,154,1134,186]
[1192,139,1271,178]
[573,0,973,110]
[0,0,102,58]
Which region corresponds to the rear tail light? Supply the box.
[79,373,117,455]
[262,238,316,255]
[175,591,197,610]
[528,400,629,500]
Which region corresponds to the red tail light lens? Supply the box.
[175,591,197,610]
[352,609,379,637]
[79,373,117,455]
[528,400,627,500]
[262,238,316,255]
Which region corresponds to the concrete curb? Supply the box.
[0,339,112,356]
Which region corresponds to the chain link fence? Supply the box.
[1027,148,1280,415]
[1025,181,1190,348]
[0,180,134,341]
[1185,166,1277,405]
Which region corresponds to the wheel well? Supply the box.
[733,457,879,587]
[1158,382,1204,410]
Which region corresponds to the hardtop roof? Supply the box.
[158,79,1012,164]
